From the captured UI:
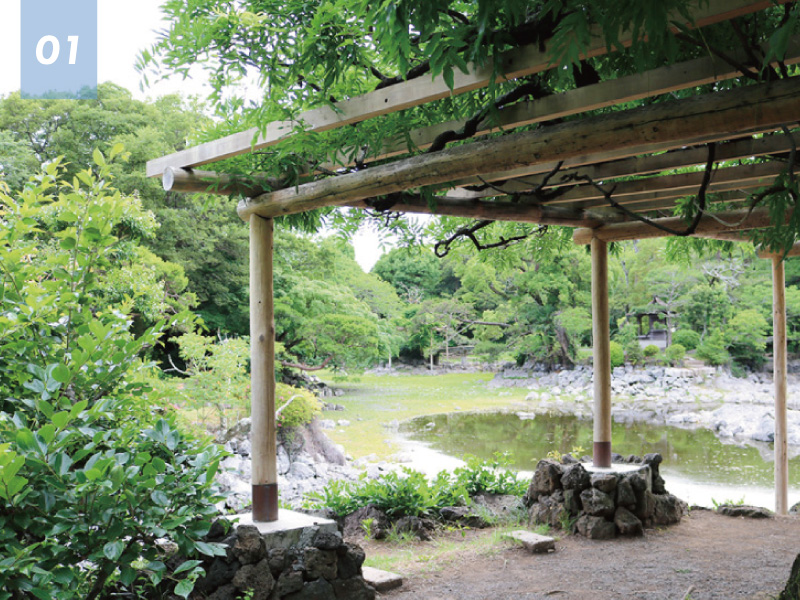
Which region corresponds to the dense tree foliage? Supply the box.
[0,159,224,599]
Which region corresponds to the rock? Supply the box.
[232,559,274,599]
[716,504,774,519]
[304,548,337,580]
[778,552,800,600]
[207,584,237,600]
[313,530,343,551]
[580,488,616,519]
[652,493,685,525]
[277,571,305,596]
[318,420,336,430]
[361,566,403,592]
[336,543,366,580]
[560,463,591,492]
[232,525,266,565]
[394,516,435,541]
[634,489,656,522]
[291,462,317,480]
[440,506,490,528]
[616,478,636,508]
[343,506,390,540]
[563,489,582,516]
[525,459,563,504]
[268,548,288,577]
[576,515,616,540]
[591,473,618,494]
[337,420,351,427]
[506,530,556,553]
[332,577,377,599]
[195,558,240,594]
[472,493,524,519]
[284,578,336,600]
[614,507,644,536]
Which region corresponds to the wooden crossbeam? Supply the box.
[146,0,778,177]
[436,126,779,193]
[448,132,799,199]
[572,207,781,244]
[338,39,800,169]
[758,243,800,259]
[237,77,800,220]
[345,196,616,228]
[547,161,784,206]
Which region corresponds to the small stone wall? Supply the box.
[525,453,686,540]
[193,523,375,600]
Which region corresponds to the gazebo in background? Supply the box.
[629,297,676,349]
[148,0,800,521]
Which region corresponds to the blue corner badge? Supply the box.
[21,0,98,99]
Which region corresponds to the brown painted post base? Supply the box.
[253,483,279,522]
[593,441,611,468]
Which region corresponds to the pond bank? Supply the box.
[493,364,800,449]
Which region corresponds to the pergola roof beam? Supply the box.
[573,207,781,244]
[146,0,781,178]
[237,77,800,220]
[446,131,799,199]
[329,40,800,169]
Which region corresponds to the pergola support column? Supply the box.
[772,256,789,515]
[592,238,612,468]
[250,215,278,522]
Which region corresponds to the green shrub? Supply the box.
[306,453,526,519]
[665,343,686,366]
[609,341,625,368]
[643,344,660,357]
[0,157,225,599]
[276,383,322,429]
[625,342,644,366]
[726,308,769,369]
[672,329,701,350]
[696,329,730,366]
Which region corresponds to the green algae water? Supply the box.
[399,411,800,508]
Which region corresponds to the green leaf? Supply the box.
[151,490,169,506]
[52,411,71,430]
[173,559,202,575]
[103,540,124,561]
[51,364,70,384]
[174,579,194,598]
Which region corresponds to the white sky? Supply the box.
[0,0,387,271]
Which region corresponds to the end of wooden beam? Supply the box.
[758,242,800,260]
[573,227,595,245]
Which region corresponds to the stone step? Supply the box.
[362,566,403,592]
[506,530,556,553]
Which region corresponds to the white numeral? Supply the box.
[36,35,60,65]
[35,35,80,65]
[67,36,79,65]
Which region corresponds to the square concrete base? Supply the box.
[228,509,338,549]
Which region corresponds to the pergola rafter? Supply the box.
[148,0,800,522]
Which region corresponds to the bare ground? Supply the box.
[360,510,800,600]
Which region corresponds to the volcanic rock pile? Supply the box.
[525,453,686,539]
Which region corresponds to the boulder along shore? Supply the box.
[492,363,800,450]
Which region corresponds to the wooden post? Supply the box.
[772,256,789,515]
[250,215,278,522]
[592,238,612,468]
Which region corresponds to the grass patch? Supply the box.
[320,372,530,459]
[362,525,522,575]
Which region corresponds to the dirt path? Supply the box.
[365,510,800,600]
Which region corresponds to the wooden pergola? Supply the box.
[148,0,800,521]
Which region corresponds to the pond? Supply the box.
[399,411,800,509]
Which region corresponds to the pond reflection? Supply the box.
[400,411,800,507]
